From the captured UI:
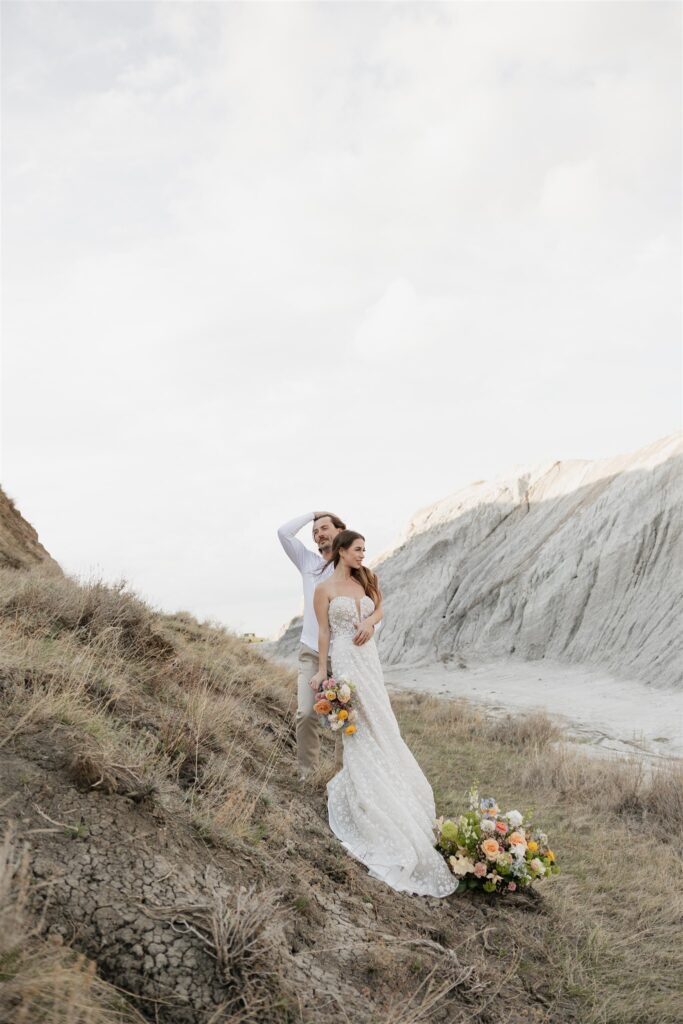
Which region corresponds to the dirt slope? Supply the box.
[0,487,61,571]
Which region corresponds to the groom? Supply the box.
[277,510,377,781]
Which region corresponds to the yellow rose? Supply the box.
[344,724,356,735]
[527,841,538,853]
[325,689,336,700]
[338,710,349,721]
[547,850,555,862]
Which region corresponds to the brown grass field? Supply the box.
[0,566,680,1023]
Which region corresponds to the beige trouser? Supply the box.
[296,643,343,775]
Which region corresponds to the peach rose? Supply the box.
[482,838,500,860]
[473,862,487,878]
[313,699,332,714]
[508,831,526,846]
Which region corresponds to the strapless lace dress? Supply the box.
[326,595,456,898]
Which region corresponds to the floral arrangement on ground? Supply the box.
[434,787,559,894]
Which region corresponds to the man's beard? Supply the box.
[318,541,332,555]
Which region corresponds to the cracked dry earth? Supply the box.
[2,726,556,1024]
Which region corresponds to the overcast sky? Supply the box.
[2,1,681,638]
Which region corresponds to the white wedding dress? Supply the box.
[326,595,457,898]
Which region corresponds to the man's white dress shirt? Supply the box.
[277,512,334,652]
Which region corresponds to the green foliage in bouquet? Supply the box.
[433,786,560,895]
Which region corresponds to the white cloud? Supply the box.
[539,158,602,222]
[354,279,441,358]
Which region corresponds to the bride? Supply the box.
[310,530,456,898]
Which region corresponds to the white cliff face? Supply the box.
[274,433,683,689]
[373,433,683,688]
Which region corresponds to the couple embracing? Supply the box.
[278,511,456,898]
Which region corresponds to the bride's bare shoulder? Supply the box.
[314,579,333,597]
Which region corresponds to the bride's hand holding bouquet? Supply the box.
[309,671,327,692]
[312,675,358,736]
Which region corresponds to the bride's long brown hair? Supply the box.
[331,531,382,606]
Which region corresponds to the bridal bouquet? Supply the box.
[434,787,559,895]
[313,676,358,736]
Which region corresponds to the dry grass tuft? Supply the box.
[398,692,561,752]
[0,568,173,659]
[483,710,561,750]
[144,886,291,1023]
[519,744,683,838]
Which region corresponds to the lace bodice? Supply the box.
[329,595,375,641]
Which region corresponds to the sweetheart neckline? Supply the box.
[330,594,374,620]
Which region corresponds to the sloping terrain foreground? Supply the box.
[0,568,680,1023]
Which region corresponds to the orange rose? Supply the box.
[313,699,332,714]
[344,724,356,735]
[508,832,526,846]
[482,838,500,860]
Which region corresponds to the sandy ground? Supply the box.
[263,645,683,766]
[382,658,683,765]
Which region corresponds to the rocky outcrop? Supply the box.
[0,487,60,571]
[275,434,683,689]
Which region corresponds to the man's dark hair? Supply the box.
[313,512,346,530]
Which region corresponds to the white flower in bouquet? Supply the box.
[530,858,545,875]
[348,709,357,723]
[480,819,495,833]
[448,854,475,877]
[506,810,523,828]
[337,684,352,703]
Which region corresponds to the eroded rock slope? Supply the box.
[276,434,683,689]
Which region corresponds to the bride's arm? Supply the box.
[360,602,383,629]
[353,588,384,645]
[310,585,331,690]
